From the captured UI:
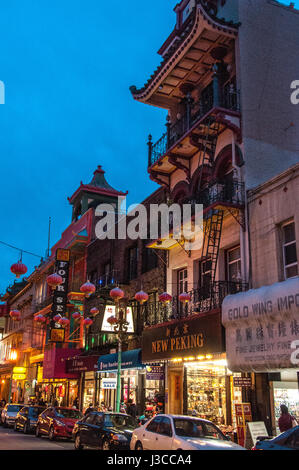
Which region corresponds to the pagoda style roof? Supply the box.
[68,165,128,204]
[130,1,240,106]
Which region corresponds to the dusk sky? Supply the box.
[0,0,297,294]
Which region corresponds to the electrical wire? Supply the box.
[0,240,43,259]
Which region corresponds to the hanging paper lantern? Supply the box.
[135,291,149,304]
[80,281,96,297]
[10,310,21,321]
[179,292,191,304]
[83,317,93,327]
[59,317,70,327]
[53,314,62,323]
[34,314,46,323]
[47,273,63,290]
[90,307,99,316]
[159,292,172,304]
[110,287,124,302]
[10,262,27,279]
[107,316,118,325]
[72,311,81,321]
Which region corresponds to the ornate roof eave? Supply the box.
[68,183,128,205]
[130,3,240,104]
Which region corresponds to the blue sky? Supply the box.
[0,0,298,294]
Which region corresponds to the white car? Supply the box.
[130,414,245,451]
[1,404,24,427]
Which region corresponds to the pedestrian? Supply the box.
[120,402,126,413]
[53,399,59,407]
[126,399,137,419]
[100,401,107,412]
[73,397,79,409]
[278,404,298,433]
[84,403,94,416]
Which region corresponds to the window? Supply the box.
[142,242,158,273]
[146,416,162,433]
[199,260,212,299]
[157,417,172,437]
[178,269,188,294]
[128,246,138,281]
[227,246,241,282]
[282,221,298,279]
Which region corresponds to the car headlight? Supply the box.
[112,434,128,442]
[54,420,65,427]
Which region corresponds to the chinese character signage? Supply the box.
[101,305,134,333]
[222,277,299,372]
[142,312,224,362]
[49,249,70,342]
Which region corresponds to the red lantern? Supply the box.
[179,292,191,304]
[135,291,149,304]
[53,314,62,323]
[83,317,93,327]
[90,307,99,316]
[107,316,118,325]
[10,262,27,279]
[110,287,124,302]
[47,273,63,290]
[72,312,81,320]
[59,317,70,327]
[159,292,172,304]
[80,281,96,297]
[34,314,46,323]
[10,310,21,321]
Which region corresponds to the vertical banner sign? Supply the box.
[49,249,70,343]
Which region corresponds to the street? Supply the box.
[0,425,74,450]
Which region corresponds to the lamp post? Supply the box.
[113,306,129,413]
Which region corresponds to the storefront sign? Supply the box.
[49,249,70,341]
[43,348,80,379]
[146,365,165,381]
[233,377,252,388]
[245,422,269,448]
[222,277,299,372]
[66,355,98,373]
[98,349,144,373]
[142,313,224,362]
[50,328,65,343]
[101,305,134,333]
[101,378,117,389]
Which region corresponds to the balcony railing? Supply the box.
[193,179,245,208]
[141,281,248,326]
[149,87,240,166]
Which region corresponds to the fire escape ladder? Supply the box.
[196,117,221,192]
[201,208,224,309]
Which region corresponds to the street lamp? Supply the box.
[107,288,128,413]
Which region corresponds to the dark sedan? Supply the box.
[14,406,46,434]
[72,412,138,450]
[252,426,299,450]
[36,407,83,440]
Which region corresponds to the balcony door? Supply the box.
[177,268,188,317]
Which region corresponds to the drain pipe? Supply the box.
[231,132,249,284]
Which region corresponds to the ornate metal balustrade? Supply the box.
[149,88,240,166]
[140,281,248,326]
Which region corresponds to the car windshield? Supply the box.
[174,419,225,440]
[30,407,45,417]
[7,405,22,412]
[103,414,137,430]
[56,409,82,419]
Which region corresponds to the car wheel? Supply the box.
[102,439,111,450]
[48,426,56,441]
[35,425,41,438]
[135,441,143,451]
[74,433,83,450]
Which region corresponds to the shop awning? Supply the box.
[97,349,145,373]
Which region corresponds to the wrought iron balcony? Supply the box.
[193,179,245,208]
[141,281,248,326]
[148,87,240,167]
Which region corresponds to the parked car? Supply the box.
[1,404,24,427]
[14,406,46,433]
[72,412,138,450]
[35,406,83,440]
[130,414,246,450]
[252,426,299,450]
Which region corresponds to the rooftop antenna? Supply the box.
[47,217,51,258]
